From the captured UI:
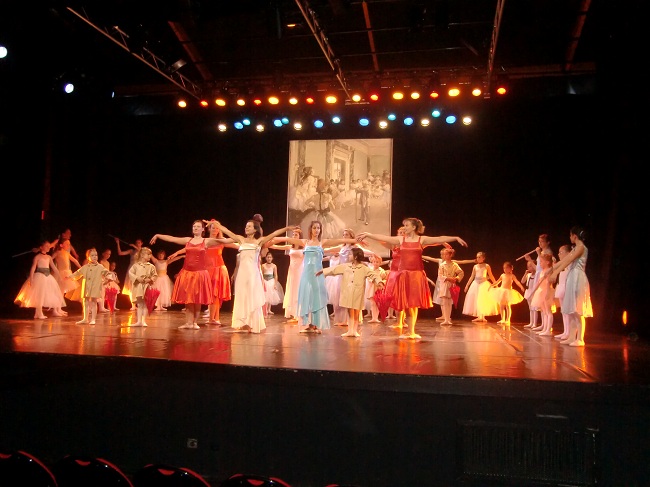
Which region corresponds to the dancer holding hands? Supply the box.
[547,226,593,347]
[358,218,467,339]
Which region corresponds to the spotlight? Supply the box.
[445,115,457,124]
[494,75,509,96]
[359,117,370,126]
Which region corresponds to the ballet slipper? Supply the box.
[569,340,585,347]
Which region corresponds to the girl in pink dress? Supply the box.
[358,218,467,339]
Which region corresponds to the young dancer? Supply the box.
[489,261,525,325]
[14,240,67,319]
[149,249,184,311]
[261,252,283,318]
[552,244,572,340]
[431,248,465,326]
[104,262,121,312]
[52,239,81,301]
[212,220,295,333]
[548,226,593,347]
[358,218,468,339]
[275,221,362,334]
[521,260,537,328]
[114,237,144,311]
[128,247,157,327]
[364,253,388,323]
[523,234,554,329]
[529,253,556,335]
[462,251,499,322]
[273,227,304,323]
[318,248,385,337]
[67,248,110,325]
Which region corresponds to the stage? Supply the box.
[1,307,649,486]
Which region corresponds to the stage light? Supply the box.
[445,114,457,124]
[217,123,227,132]
[470,76,484,97]
[64,82,75,94]
[177,99,187,108]
[288,94,299,105]
[431,109,441,118]
[273,119,283,127]
[387,113,397,121]
[255,124,265,132]
[350,91,363,103]
[234,122,244,130]
[199,99,209,108]
[367,80,381,102]
[242,118,251,126]
[0,45,7,58]
[403,117,414,126]
[391,90,404,101]
[281,117,290,125]
[332,115,341,124]
[314,119,324,128]
[293,121,303,130]
[462,116,472,125]
[426,74,441,100]
[409,81,422,100]
[494,76,509,96]
[325,94,338,104]
[359,117,370,126]
[235,95,246,107]
[268,95,280,105]
[168,58,187,73]
[214,94,227,107]
[378,120,388,129]
[420,118,430,126]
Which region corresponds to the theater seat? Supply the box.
[132,463,211,487]
[0,449,58,486]
[220,473,292,487]
[51,455,133,486]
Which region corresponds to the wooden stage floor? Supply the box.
[2,305,650,486]
[1,306,648,386]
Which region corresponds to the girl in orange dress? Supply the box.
[358,218,467,339]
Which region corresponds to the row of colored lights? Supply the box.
[178,84,508,109]
[214,110,474,133]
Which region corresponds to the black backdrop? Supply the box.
[1,92,643,336]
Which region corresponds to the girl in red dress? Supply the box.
[357,218,467,339]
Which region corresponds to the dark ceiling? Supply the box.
[1,0,639,105]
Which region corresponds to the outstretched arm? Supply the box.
[150,234,190,246]
[213,224,244,245]
[421,235,468,248]
[356,232,400,246]
[260,226,299,246]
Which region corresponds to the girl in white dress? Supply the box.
[273,228,305,323]
[150,249,184,311]
[14,241,67,319]
[552,244,571,340]
[462,252,499,322]
[548,226,593,347]
[364,253,387,323]
[261,252,283,318]
[214,220,295,333]
[529,254,556,335]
